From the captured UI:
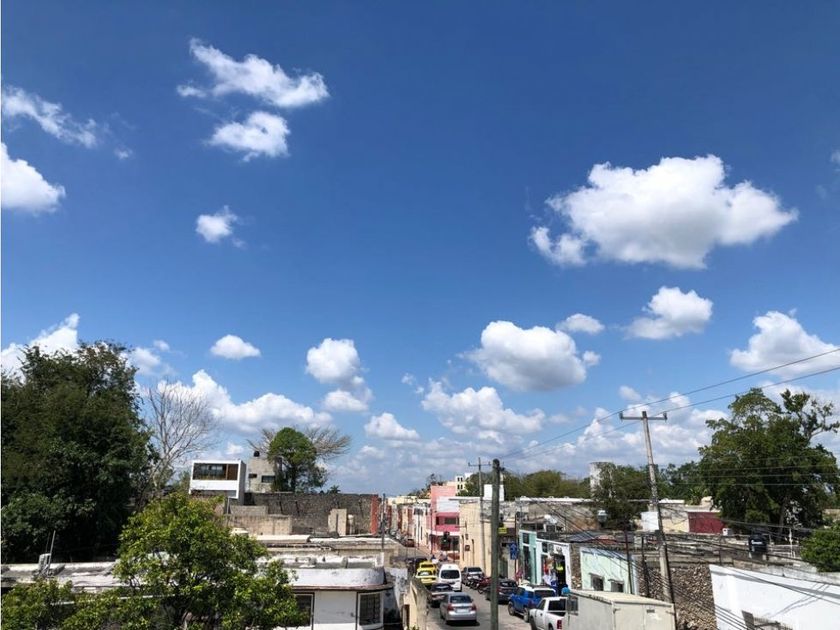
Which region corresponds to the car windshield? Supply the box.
[432,584,452,591]
[440,570,460,579]
[417,571,433,577]
[500,580,517,587]
[449,595,472,604]
[535,589,556,599]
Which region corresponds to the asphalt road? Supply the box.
[426,587,530,630]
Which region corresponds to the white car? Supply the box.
[438,563,463,591]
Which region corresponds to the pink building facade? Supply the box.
[429,485,460,557]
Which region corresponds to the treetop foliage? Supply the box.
[1,343,153,562]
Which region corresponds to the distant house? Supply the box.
[189,459,246,501]
[246,450,276,493]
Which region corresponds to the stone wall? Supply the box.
[236,492,380,535]
[226,505,292,536]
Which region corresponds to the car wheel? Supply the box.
[508,603,515,616]
[530,620,537,630]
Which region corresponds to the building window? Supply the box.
[609,580,624,593]
[260,475,275,484]
[192,463,239,480]
[294,593,313,627]
[358,592,381,626]
[437,516,457,525]
[590,575,604,591]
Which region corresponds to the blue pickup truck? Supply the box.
[507,584,558,618]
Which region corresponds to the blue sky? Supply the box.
[3,2,840,494]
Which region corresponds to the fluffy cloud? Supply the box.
[153,339,171,352]
[179,39,329,109]
[422,380,544,434]
[210,334,261,360]
[2,86,99,148]
[730,311,839,377]
[533,155,796,269]
[619,385,642,402]
[530,227,586,266]
[1,143,66,214]
[1,313,80,374]
[306,338,362,385]
[365,412,421,441]
[209,111,289,160]
[323,389,370,413]
[128,347,165,376]
[831,150,840,171]
[196,206,240,244]
[467,321,592,391]
[168,370,330,431]
[627,287,713,340]
[307,338,372,413]
[557,313,604,335]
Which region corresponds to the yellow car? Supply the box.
[415,569,437,586]
[417,561,437,573]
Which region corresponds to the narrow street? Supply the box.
[425,588,530,630]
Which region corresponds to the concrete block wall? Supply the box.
[237,493,379,535]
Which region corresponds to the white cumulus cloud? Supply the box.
[323,389,370,413]
[1,313,80,375]
[209,111,290,160]
[467,320,592,391]
[365,412,421,441]
[210,334,261,360]
[167,369,330,431]
[730,311,839,378]
[557,313,604,335]
[1,143,66,214]
[422,380,544,434]
[180,39,329,109]
[619,385,642,402]
[533,155,796,269]
[2,86,99,148]
[306,338,362,385]
[627,287,713,340]
[196,206,239,244]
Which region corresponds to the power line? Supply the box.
[502,364,840,464]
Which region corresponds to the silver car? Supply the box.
[439,592,477,624]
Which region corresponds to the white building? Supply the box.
[280,555,390,630]
[189,459,246,500]
[710,563,840,630]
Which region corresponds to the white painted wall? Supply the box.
[710,564,840,630]
[286,590,386,630]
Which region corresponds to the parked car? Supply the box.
[527,596,566,630]
[508,584,558,618]
[429,582,453,607]
[485,578,518,603]
[462,566,484,588]
[415,569,437,586]
[439,592,477,624]
[417,561,437,573]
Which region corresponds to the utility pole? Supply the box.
[619,410,673,604]
[468,458,487,570]
[490,459,501,630]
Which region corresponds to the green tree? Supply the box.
[0,578,77,630]
[115,493,304,629]
[1,344,153,562]
[268,427,325,492]
[660,461,706,503]
[1,495,304,629]
[591,464,651,528]
[459,470,589,498]
[801,522,840,572]
[699,389,839,529]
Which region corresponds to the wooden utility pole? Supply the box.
[490,459,501,630]
[619,410,673,603]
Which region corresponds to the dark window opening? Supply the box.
[358,592,381,626]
